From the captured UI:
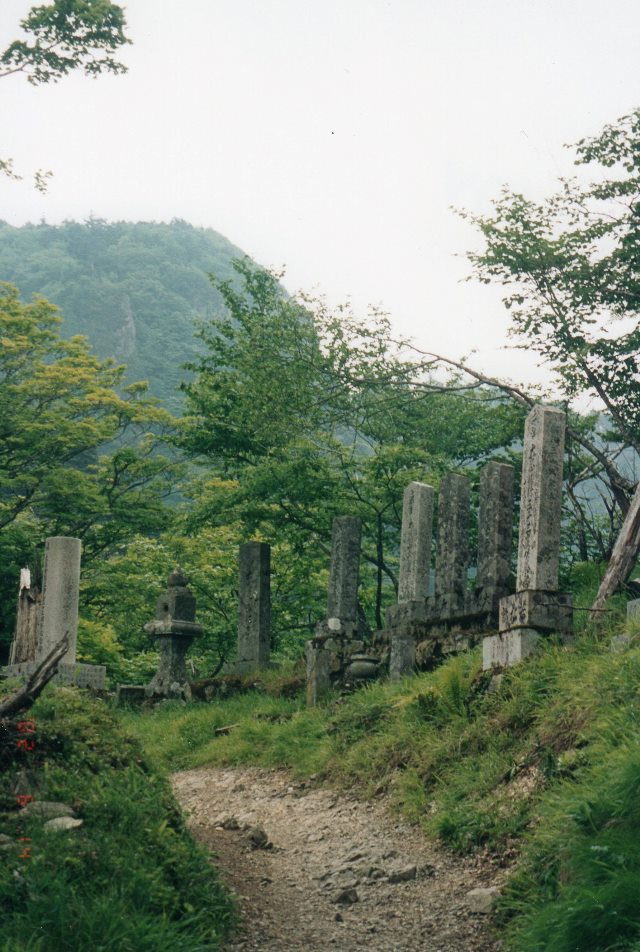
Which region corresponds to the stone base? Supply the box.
[116,684,146,705]
[482,629,541,670]
[498,590,573,635]
[1,661,106,690]
[383,586,507,669]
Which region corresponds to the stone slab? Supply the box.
[306,642,331,706]
[627,599,640,620]
[116,684,146,704]
[389,634,416,681]
[1,662,106,690]
[482,629,541,670]
[499,590,573,635]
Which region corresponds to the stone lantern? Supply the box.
[144,568,202,700]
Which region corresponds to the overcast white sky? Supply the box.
[1,0,639,387]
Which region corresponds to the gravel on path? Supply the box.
[172,766,504,952]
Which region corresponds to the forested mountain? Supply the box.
[0,219,248,408]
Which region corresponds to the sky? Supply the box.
[1,0,639,388]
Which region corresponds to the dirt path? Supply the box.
[172,766,504,952]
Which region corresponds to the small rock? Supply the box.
[221,817,241,830]
[466,886,500,913]
[332,887,359,905]
[22,801,75,820]
[334,912,344,922]
[44,817,83,833]
[388,865,417,883]
[247,827,270,849]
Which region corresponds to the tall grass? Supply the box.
[0,689,233,951]
[122,591,640,951]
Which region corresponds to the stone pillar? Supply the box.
[236,542,271,674]
[516,406,566,592]
[327,516,362,626]
[38,537,81,665]
[484,406,571,671]
[477,462,514,592]
[145,568,202,700]
[435,474,470,599]
[398,482,434,603]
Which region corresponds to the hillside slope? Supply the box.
[0,219,249,409]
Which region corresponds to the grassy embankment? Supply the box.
[0,687,233,952]
[121,568,640,951]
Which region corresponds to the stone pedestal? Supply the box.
[144,568,202,701]
[236,542,271,674]
[389,633,416,681]
[483,406,572,671]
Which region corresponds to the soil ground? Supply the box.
[172,766,504,952]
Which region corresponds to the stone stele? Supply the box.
[236,541,271,674]
[398,481,434,604]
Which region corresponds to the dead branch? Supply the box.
[0,634,69,718]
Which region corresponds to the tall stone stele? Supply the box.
[483,405,573,670]
[236,542,271,674]
[145,568,202,700]
[306,515,366,706]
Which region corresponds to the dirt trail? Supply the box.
[172,766,503,951]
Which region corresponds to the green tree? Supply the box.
[1,0,130,189]
[0,282,178,650]
[180,260,524,635]
[457,108,640,523]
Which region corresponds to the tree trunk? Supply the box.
[592,482,640,614]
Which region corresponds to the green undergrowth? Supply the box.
[0,688,233,952]
[122,604,640,950]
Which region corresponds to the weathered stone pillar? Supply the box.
[236,542,271,674]
[145,568,202,700]
[516,406,566,592]
[327,516,362,626]
[388,482,434,681]
[398,482,434,603]
[38,537,81,665]
[484,406,572,670]
[477,462,514,593]
[306,516,364,705]
[435,474,470,600]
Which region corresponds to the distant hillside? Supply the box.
[0,219,250,409]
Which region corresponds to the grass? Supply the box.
[0,687,234,951]
[120,576,640,950]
